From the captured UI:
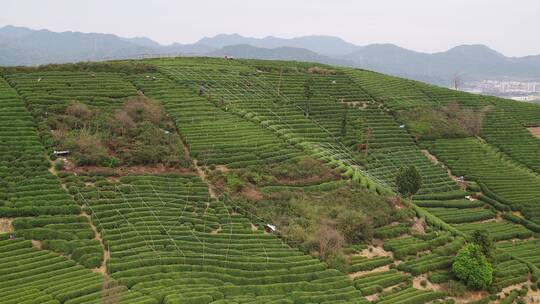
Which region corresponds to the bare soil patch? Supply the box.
[527,127,540,139]
[348,264,391,279]
[0,218,13,234]
[210,226,222,234]
[525,288,540,304]
[215,165,230,173]
[411,217,426,234]
[241,186,263,202]
[31,239,43,250]
[451,290,486,304]
[413,274,444,291]
[64,164,192,176]
[357,244,393,259]
[341,100,369,110]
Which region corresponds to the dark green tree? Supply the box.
[395,166,423,198]
[340,109,348,138]
[471,229,495,260]
[303,77,314,118]
[452,243,493,290]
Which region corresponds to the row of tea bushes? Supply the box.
[69,173,364,303]
[0,77,102,266]
[0,238,156,304]
[129,72,304,168]
[428,138,540,224]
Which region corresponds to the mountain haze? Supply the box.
[1,25,540,85]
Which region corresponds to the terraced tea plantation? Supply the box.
[1,57,540,303]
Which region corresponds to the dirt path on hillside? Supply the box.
[48,157,111,276]
[421,149,464,188]
[48,160,68,192]
[180,140,218,199]
[81,208,110,277]
[193,160,218,199]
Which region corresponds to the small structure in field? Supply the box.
[53,150,70,157]
[264,224,276,233]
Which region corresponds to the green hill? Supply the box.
[1,57,539,303]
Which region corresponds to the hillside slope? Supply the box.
[1,57,539,303]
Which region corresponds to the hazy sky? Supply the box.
[2,0,539,56]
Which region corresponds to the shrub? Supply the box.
[316,222,344,261]
[396,166,423,198]
[442,280,468,297]
[122,97,164,124]
[452,244,493,290]
[336,210,373,243]
[54,159,65,171]
[470,229,494,259]
[66,101,92,119]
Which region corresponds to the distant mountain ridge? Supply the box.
[2,25,540,86]
[197,33,359,56]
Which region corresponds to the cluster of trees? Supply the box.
[49,97,187,168]
[397,103,493,140]
[394,165,495,291]
[219,159,414,271]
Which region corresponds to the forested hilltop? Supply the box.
[1,57,539,304]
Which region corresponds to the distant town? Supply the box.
[463,80,540,102]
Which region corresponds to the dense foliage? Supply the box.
[49,97,187,167]
[452,243,493,290]
[396,103,492,140]
[471,229,495,259]
[396,165,423,197]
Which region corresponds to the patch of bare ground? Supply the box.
[513,211,526,217]
[450,290,486,304]
[241,186,263,202]
[477,212,504,223]
[348,264,391,280]
[31,239,43,249]
[413,274,443,291]
[525,288,540,304]
[251,223,258,231]
[341,100,369,110]
[364,283,404,302]
[215,165,229,173]
[411,217,426,234]
[0,217,13,233]
[64,164,193,176]
[81,209,110,277]
[528,127,540,139]
[493,282,532,304]
[358,243,393,259]
[210,226,222,234]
